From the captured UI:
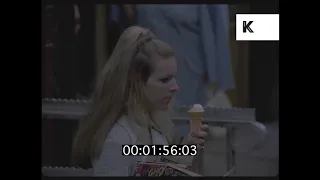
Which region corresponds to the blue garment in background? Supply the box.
[110,5,127,31]
[110,4,234,106]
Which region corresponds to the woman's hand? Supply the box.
[188,124,209,149]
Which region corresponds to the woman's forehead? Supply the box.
[152,57,177,75]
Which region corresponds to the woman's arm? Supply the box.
[167,134,194,166]
[170,124,208,172]
[172,135,189,145]
[92,124,138,176]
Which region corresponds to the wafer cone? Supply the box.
[188,108,204,132]
[188,104,205,175]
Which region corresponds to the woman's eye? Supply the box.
[160,77,170,83]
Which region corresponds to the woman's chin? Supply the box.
[158,104,169,111]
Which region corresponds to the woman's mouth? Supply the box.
[163,97,172,104]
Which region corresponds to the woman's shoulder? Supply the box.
[106,116,135,144]
[93,116,139,176]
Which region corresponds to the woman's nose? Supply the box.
[170,78,179,92]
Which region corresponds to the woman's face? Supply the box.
[144,57,179,110]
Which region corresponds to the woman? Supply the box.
[71,26,209,176]
[111,4,234,107]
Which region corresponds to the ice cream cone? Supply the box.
[188,104,204,132]
[188,104,205,174]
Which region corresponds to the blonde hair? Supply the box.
[71,26,175,167]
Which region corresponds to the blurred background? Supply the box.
[41,4,278,176]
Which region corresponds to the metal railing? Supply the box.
[42,98,268,176]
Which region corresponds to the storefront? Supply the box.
[41,4,278,166]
